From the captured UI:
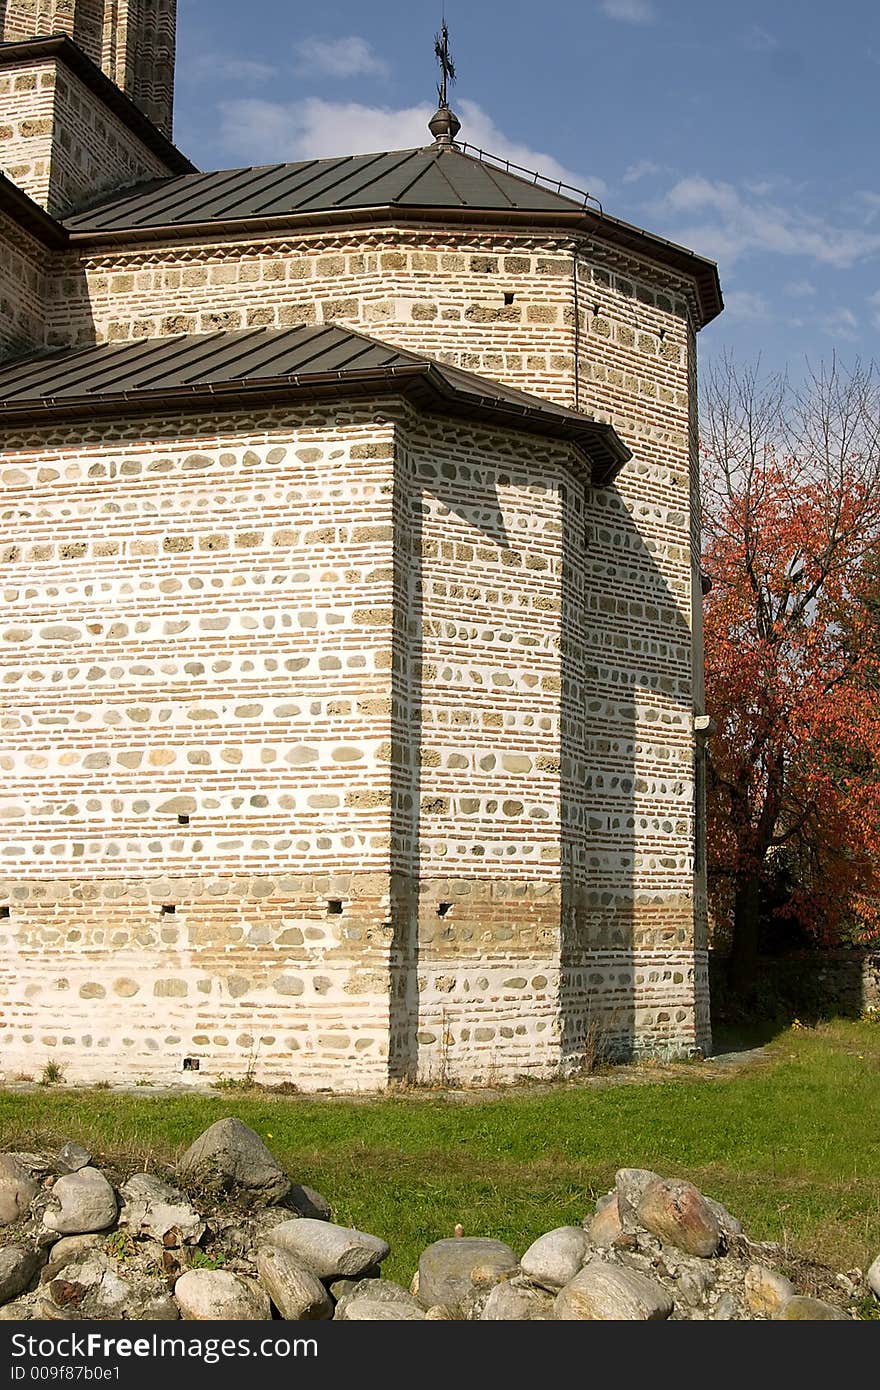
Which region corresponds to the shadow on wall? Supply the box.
[387,424,702,1081]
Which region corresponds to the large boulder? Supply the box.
[520,1227,589,1290]
[342,1300,425,1320]
[481,1280,554,1320]
[56,1143,92,1175]
[554,1257,674,1320]
[775,1296,848,1320]
[0,1155,38,1228]
[743,1264,797,1318]
[417,1238,518,1313]
[615,1168,661,1232]
[177,1119,290,1205]
[43,1169,117,1237]
[175,1269,271,1320]
[588,1193,623,1247]
[255,1246,333,1320]
[267,1219,389,1280]
[0,1248,44,1307]
[119,1174,205,1246]
[636,1178,722,1258]
[334,1280,422,1320]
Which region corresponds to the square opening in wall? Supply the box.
[182,1057,200,1071]
[161,904,176,915]
[327,900,344,915]
[437,902,453,917]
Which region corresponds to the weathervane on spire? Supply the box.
[434,20,456,109]
[429,17,462,147]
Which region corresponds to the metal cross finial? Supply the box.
[434,20,456,109]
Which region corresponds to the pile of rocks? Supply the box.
[0,1120,877,1321]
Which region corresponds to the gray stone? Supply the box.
[0,1247,44,1306]
[775,1295,848,1320]
[334,1279,421,1320]
[867,1254,880,1300]
[554,1258,673,1321]
[175,1269,271,1320]
[119,1173,205,1245]
[636,1178,722,1258]
[520,1227,589,1289]
[615,1168,661,1231]
[341,1300,425,1320]
[703,1195,744,1237]
[267,1218,389,1280]
[38,1250,177,1321]
[417,1238,518,1312]
[57,1143,92,1175]
[424,1304,455,1319]
[713,1292,740,1320]
[178,1118,290,1205]
[588,1192,623,1247]
[481,1280,554,1320]
[744,1264,797,1318]
[41,1235,104,1280]
[288,1184,332,1221]
[43,1168,117,1236]
[0,1154,39,1228]
[676,1264,716,1306]
[255,1246,332,1320]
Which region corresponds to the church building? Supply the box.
[0,2,723,1088]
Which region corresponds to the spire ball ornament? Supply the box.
[429,20,461,147]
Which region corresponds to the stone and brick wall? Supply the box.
[0,53,174,216]
[0,0,177,136]
[0,207,50,356]
[0,381,707,1087]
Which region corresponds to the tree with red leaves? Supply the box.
[701,357,880,990]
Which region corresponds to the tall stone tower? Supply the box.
[0,0,176,134]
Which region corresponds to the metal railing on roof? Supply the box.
[457,141,603,214]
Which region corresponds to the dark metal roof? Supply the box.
[0,325,630,484]
[61,145,722,327]
[63,146,586,233]
[0,171,68,247]
[0,36,196,177]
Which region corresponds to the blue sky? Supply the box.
[174,1,880,374]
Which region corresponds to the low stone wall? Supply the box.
[710,949,880,1019]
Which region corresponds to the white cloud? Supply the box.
[653,176,880,269]
[743,24,778,53]
[724,290,768,322]
[600,0,655,22]
[294,36,388,79]
[819,307,859,340]
[856,191,880,225]
[868,291,880,330]
[217,96,607,200]
[783,280,817,298]
[622,159,664,184]
[188,54,278,83]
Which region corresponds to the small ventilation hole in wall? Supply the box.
[503,291,515,305]
[0,906,9,919]
[161,904,176,915]
[437,902,453,918]
[177,814,190,826]
[182,1057,200,1071]
[327,900,344,916]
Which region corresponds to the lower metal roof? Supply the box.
[0,325,631,485]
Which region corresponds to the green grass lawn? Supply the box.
[2,1019,879,1284]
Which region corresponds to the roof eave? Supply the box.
[0,170,68,247]
[64,201,722,327]
[0,363,627,486]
